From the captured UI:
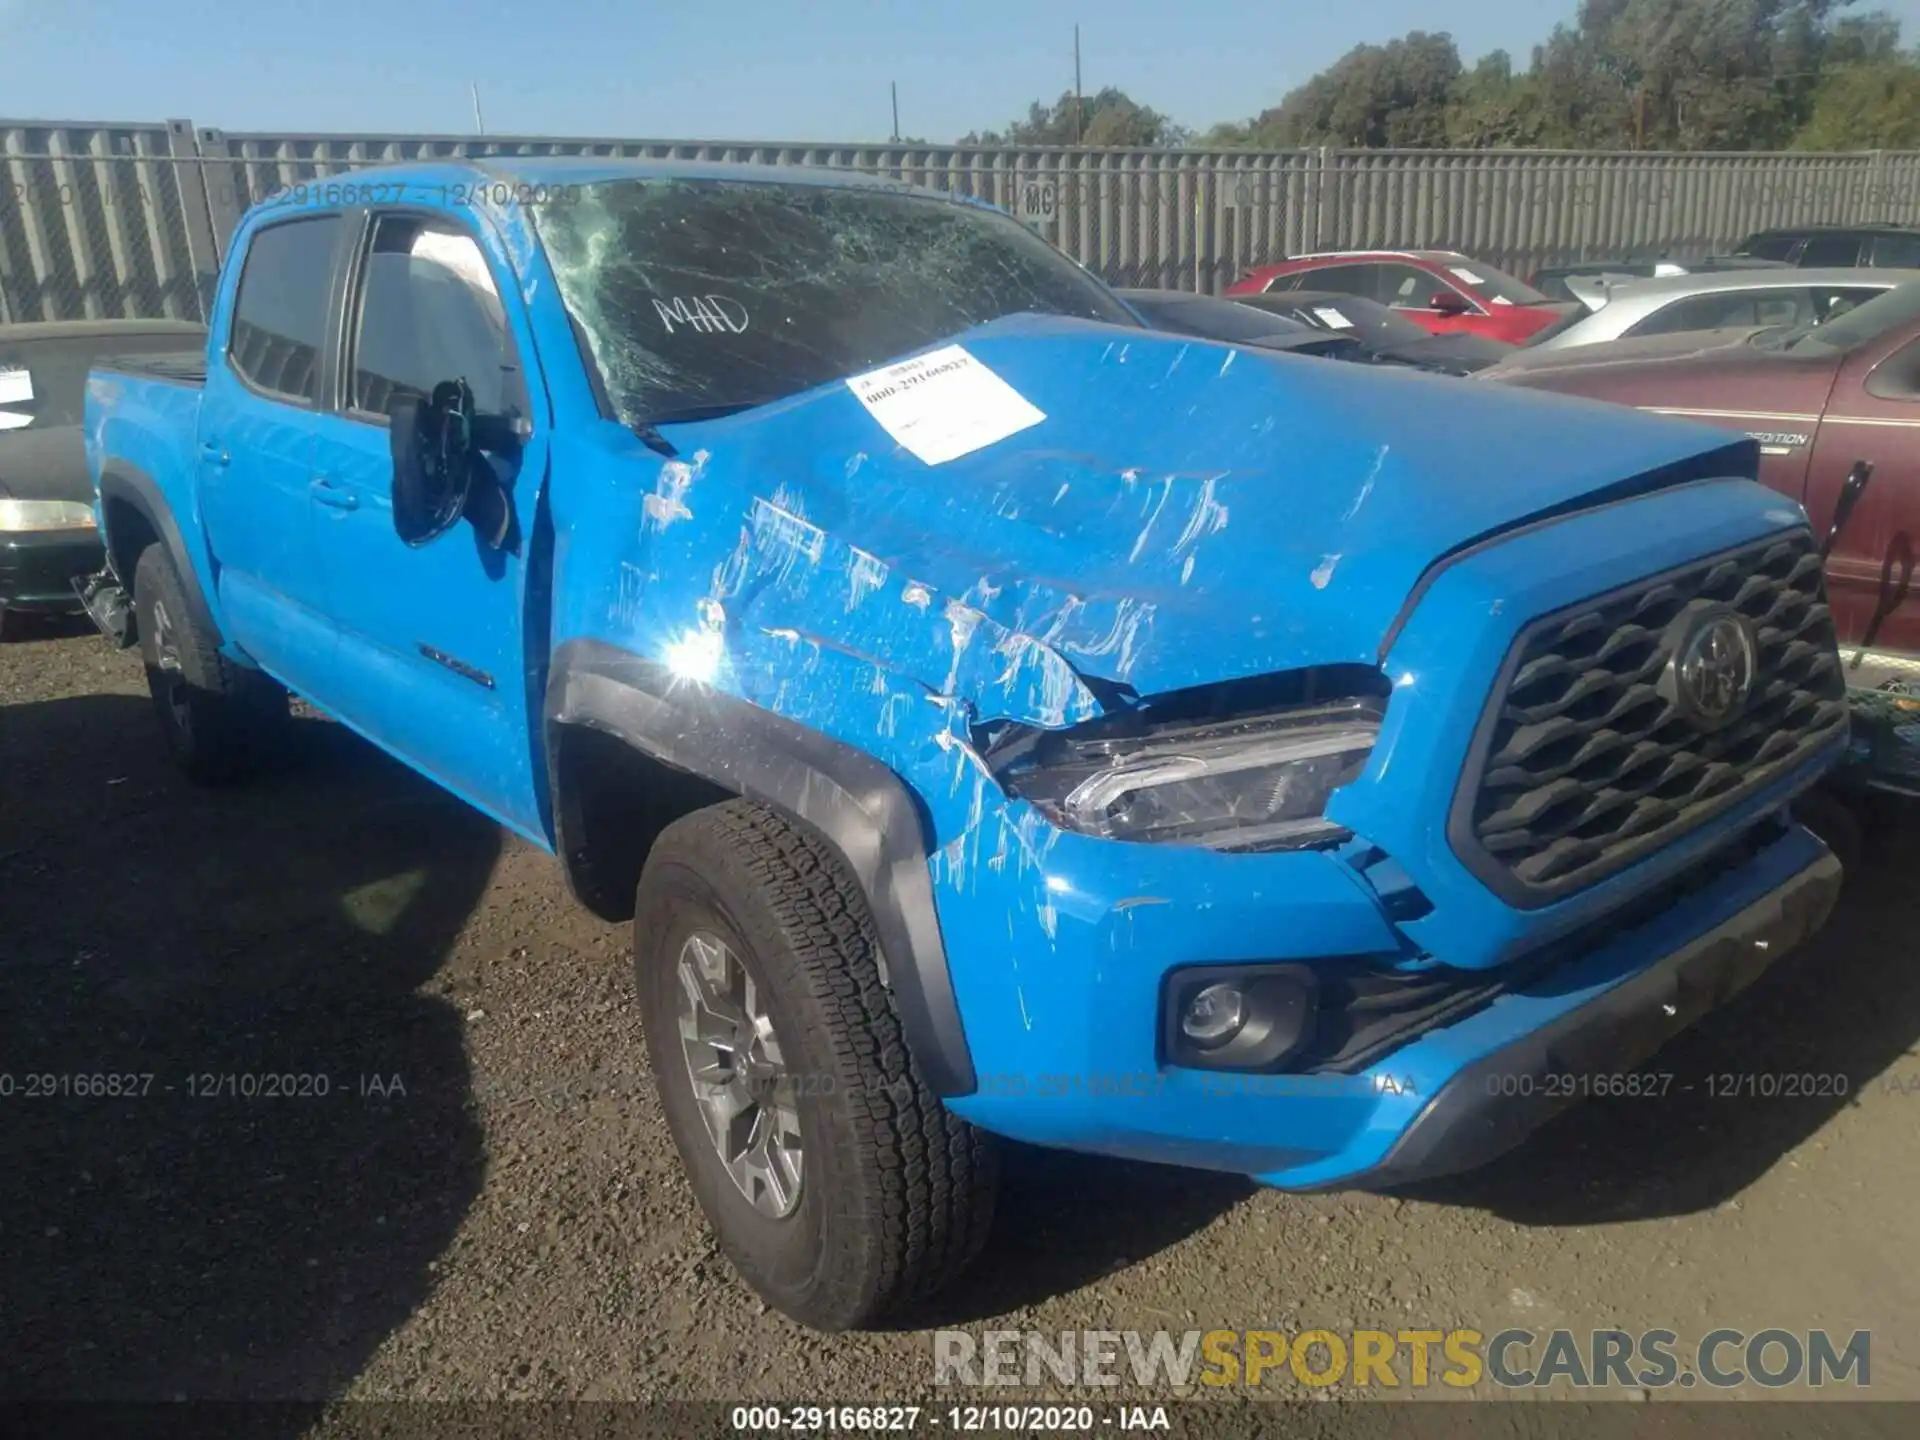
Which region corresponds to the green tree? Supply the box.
[961,87,1185,147]
[1794,53,1920,146]
[1247,31,1464,147]
[1444,50,1549,147]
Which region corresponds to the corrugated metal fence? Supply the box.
[7,117,1920,324]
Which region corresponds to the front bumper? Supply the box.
[0,528,104,610]
[942,814,1838,1188]
[1306,836,1842,1190]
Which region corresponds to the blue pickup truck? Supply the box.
[81,158,1850,1330]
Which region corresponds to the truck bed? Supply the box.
[91,351,208,387]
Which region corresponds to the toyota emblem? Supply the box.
[1667,607,1757,731]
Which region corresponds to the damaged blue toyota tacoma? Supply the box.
[81,158,1850,1330]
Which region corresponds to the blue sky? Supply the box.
[6,0,1920,142]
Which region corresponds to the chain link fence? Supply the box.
[7,118,1920,324]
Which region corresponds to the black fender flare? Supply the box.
[545,638,977,1097]
[96,460,221,641]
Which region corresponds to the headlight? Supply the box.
[0,499,96,533]
[1000,699,1380,851]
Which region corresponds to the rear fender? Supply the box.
[96,460,223,645]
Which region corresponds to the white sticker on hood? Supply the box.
[0,368,33,406]
[845,345,1044,466]
[1448,266,1486,285]
[1312,306,1354,329]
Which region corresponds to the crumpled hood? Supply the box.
[652,314,1758,722]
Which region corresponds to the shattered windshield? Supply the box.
[534,178,1139,427]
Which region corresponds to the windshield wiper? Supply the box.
[631,423,678,459]
[648,400,775,425]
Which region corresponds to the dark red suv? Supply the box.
[1226,250,1577,344]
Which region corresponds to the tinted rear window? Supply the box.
[228,215,343,403]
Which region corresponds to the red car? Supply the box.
[1226,250,1577,344]
[1481,280,1920,661]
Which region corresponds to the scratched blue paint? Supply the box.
[88,156,1844,1188]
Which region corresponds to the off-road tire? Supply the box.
[634,799,998,1330]
[132,542,288,784]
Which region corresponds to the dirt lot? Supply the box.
[4,624,1920,1407]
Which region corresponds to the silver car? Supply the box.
[1522,266,1914,351]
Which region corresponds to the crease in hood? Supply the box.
[627,313,1764,727]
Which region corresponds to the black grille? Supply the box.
[1452,532,1847,905]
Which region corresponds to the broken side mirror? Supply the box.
[1822,460,1874,563]
[389,379,476,547]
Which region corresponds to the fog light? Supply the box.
[1180,983,1246,1047]
[1161,964,1320,1072]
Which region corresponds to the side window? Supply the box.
[348,214,520,419]
[228,216,342,404]
[1294,264,1376,301]
[1796,233,1862,267]
[1375,264,1453,311]
[1625,293,1753,337]
[1740,232,1800,262]
[1752,291,1807,328]
[1817,287,1885,323]
[1869,234,1920,268]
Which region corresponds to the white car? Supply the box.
[1521,267,1914,351]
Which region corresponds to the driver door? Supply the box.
[305,209,550,841]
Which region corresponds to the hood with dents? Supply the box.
[637,314,1762,725]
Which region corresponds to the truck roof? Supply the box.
[282,155,950,201]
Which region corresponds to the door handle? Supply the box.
[310,477,359,511]
[200,441,230,468]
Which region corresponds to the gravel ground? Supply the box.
[4,624,1919,1408]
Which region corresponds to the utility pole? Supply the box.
[471,82,487,136]
[1073,25,1084,145]
[891,81,900,143]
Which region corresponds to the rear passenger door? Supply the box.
[305,209,549,839]
[197,214,346,696]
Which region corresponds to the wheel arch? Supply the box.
[545,638,977,1097]
[96,460,221,642]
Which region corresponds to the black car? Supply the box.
[1230,290,1514,374]
[1732,224,1920,269]
[1,319,207,638]
[1115,289,1361,360]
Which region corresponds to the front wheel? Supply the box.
[634,800,998,1330]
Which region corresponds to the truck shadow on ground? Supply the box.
[1405,806,1920,1225]
[0,691,497,1406]
[903,1148,1252,1328]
